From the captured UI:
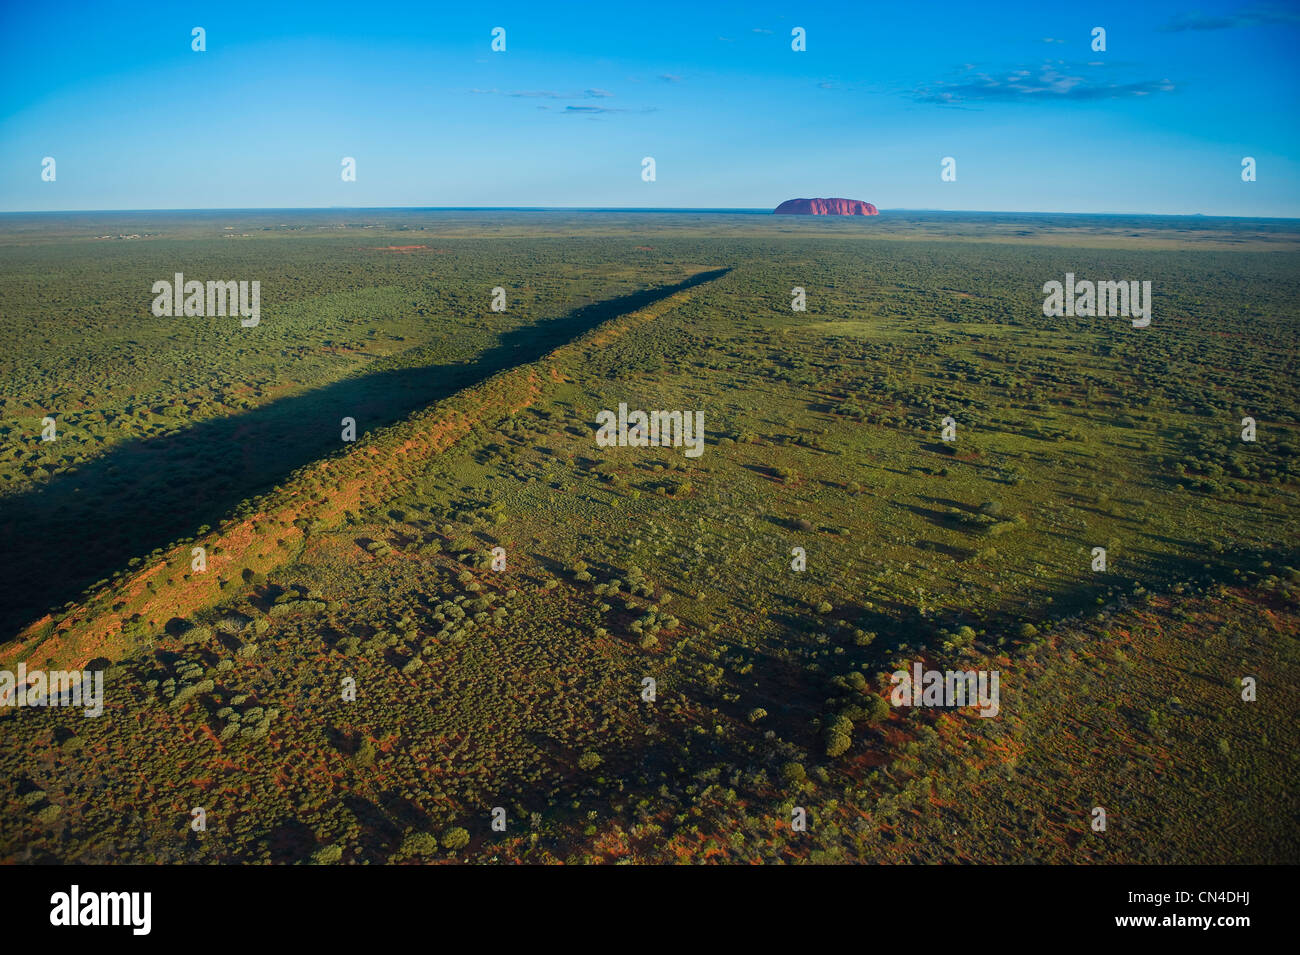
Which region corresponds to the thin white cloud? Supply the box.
[471,88,616,100]
[914,62,1176,104]
[1161,6,1300,31]
[534,104,660,116]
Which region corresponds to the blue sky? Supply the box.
[2,0,1298,215]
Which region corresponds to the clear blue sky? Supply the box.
[2,0,1298,215]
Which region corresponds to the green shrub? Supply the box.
[441,828,471,851]
[825,731,851,757]
[401,831,439,857]
[311,844,343,864]
[862,694,891,725]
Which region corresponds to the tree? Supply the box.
[400,831,438,858]
[441,827,470,851]
[825,731,851,757]
[862,694,891,726]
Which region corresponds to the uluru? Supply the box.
[774,198,878,216]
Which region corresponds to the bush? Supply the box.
[353,737,376,769]
[825,731,851,757]
[862,694,891,725]
[311,844,343,864]
[400,831,439,857]
[441,827,470,851]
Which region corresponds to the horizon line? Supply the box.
[1,205,1298,222]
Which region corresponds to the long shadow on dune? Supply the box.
[0,268,729,639]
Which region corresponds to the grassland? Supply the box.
[1,210,1296,863]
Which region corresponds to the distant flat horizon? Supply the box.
[3,206,1299,222]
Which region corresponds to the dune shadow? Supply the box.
[0,269,730,639]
